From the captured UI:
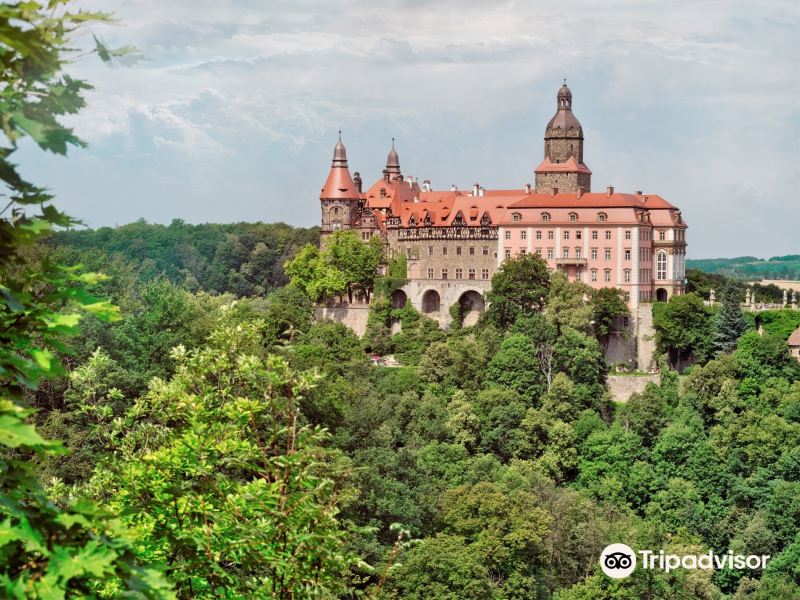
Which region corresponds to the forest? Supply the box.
[2,3,800,599]
[686,256,800,282]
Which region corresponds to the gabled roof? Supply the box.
[788,326,800,347]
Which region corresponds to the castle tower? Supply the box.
[535,81,592,193]
[320,132,361,241]
[385,138,401,181]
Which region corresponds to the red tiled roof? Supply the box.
[320,166,360,199]
[534,156,592,174]
[509,191,677,210]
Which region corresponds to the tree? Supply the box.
[324,230,384,302]
[715,281,749,354]
[93,321,358,597]
[0,4,173,597]
[591,287,629,347]
[484,253,551,329]
[547,272,593,335]
[652,293,713,367]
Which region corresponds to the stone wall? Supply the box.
[607,373,660,402]
[315,304,371,337]
[636,303,658,371]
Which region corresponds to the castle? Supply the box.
[319,82,687,331]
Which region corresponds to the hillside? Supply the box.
[687,255,800,281]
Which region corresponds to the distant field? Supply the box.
[687,255,800,280]
[761,280,800,292]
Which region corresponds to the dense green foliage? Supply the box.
[0,3,172,597]
[687,256,800,281]
[49,219,318,297]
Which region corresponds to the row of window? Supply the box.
[504,247,633,261]
[512,211,610,223]
[425,245,491,256]
[505,229,624,241]
[427,268,490,280]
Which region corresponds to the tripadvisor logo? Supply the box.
[599,543,770,579]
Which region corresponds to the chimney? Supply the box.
[473,183,480,196]
[383,169,390,183]
[525,183,531,194]
[606,185,614,196]
[478,186,485,197]
[450,184,457,192]
[636,190,643,196]
[423,179,431,192]
[576,186,584,199]
[353,171,362,193]
[551,187,558,197]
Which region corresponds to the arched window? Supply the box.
[657,251,667,280]
[597,212,607,223]
[512,212,522,222]
[541,212,551,223]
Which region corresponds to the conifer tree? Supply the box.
[714,282,748,354]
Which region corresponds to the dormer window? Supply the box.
[512,212,522,222]
[541,212,551,223]
[569,212,578,222]
[598,212,607,223]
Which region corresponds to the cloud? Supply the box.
[13,0,800,257]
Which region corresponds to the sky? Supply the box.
[15,0,800,258]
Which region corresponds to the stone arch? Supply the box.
[458,290,485,326]
[656,288,668,302]
[422,289,441,314]
[391,289,408,309]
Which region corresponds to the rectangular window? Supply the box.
[592,230,598,240]
[563,231,570,240]
[547,230,554,240]
[563,248,569,258]
[576,230,582,240]
[428,246,434,255]
[505,231,511,240]
[469,246,475,255]
[443,246,448,256]
[456,246,462,255]
[624,269,631,282]
[536,230,542,240]
[504,249,511,260]
[604,249,611,260]
[535,248,542,256]
[521,230,527,240]
[604,270,611,282]
[591,270,598,282]
[455,268,463,279]
[468,268,476,280]
[442,269,448,279]
[605,230,612,240]
[657,252,667,280]
[519,248,526,255]
[624,249,631,260]
[427,268,434,279]
[547,249,554,260]
[481,268,489,280]
[576,247,582,259]
[591,248,598,260]
[482,246,489,256]
[625,230,631,240]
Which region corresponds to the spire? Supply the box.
[332,129,348,167]
[548,82,579,128]
[321,132,359,199]
[386,137,401,178]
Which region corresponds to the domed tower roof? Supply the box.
[546,80,582,131]
[386,138,401,179]
[320,131,359,199]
